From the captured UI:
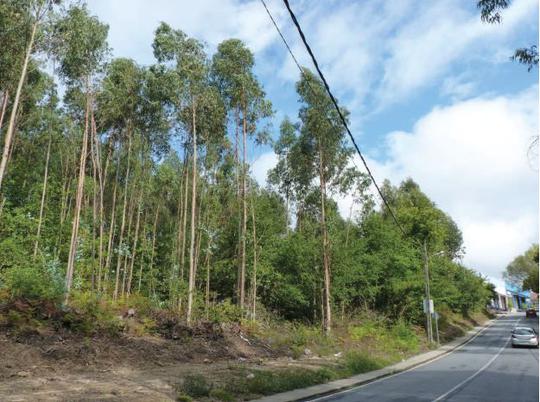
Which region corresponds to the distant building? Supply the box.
[505,282,532,310]
[491,285,509,310]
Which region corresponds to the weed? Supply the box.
[209,388,235,401]
[229,368,334,396]
[342,351,383,375]
[180,374,212,398]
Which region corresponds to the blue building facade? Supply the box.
[505,282,531,310]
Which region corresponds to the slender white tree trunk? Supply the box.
[65,85,91,300]
[0,20,38,191]
[187,102,197,325]
[33,134,52,258]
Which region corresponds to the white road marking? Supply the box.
[309,318,503,402]
[431,318,521,401]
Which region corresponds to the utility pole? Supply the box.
[423,240,433,344]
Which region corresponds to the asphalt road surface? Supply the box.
[312,313,538,402]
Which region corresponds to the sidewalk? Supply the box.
[253,318,498,402]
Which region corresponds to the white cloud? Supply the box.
[251,152,278,187]
[273,0,537,113]
[371,86,539,281]
[441,75,476,101]
[377,0,537,107]
[87,0,283,64]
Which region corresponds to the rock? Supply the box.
[246,373,255,379]
[16,371,30,377]
[303,348,312,356]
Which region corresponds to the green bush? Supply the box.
[207,299,242,323]
[209,388,235,402]
[343,351,383,375]
[1,265,63,302]
[233,368,334,396]
[180,374,212,398]
[65,292,123,335]
[390,321,419,352]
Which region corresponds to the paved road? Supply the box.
[313,313,538,402]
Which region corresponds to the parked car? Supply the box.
[511,327,539,348]
[526,308,538,318]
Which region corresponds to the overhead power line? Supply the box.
[259,0,406,235]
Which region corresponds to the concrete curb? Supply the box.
[252,317,499,402]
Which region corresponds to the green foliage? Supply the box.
[1,265,63,302]
[343,351,383,374]
[207,299,242,323]
[180,374,212,398]
[230,368,334,396]
[504,244,539,291]
[209,388,235,402]
[64,292,123,335]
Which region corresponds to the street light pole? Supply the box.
[423,240,433,344]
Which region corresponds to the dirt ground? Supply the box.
[0,322,286,401]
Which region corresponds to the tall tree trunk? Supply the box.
[235,109,242,303]
[0,90,9,133]
[318,144,332,334]
[90,121,98,290]
[114,135,132,300]
[148,205,160,297]
[250,194,258,321]
[65,85,91,300]
[137,211,148,293]
[121,184,136,297]
[126,193,142,297]
[0,19,38,192]
[186,102,197,325]
[92,114,106,292]
[345,200,355,248]
[178,157,189,311]
[239,105,247,311]
[33,134,52,258]
[104,156,120,291]
[285,189,290,235]
[204,245,211,319]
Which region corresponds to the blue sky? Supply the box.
[87,0,538,287]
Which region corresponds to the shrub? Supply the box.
[343,351,383,375]
[180,374,212,398]
[232,368,334,396]
[207,299,242,323]
[1,265,63,303]
[390,321,419,353]
[65,292,123,335]
[209,388,235,402]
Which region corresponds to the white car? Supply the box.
[511,327,539,348]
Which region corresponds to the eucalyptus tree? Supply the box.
[291,68,353,334]
[0,0,61,192]
[153,22,227,323]
[49,4,108,299]
[268,117,298,234]
[97,58,144,299]
[212,39,272,311]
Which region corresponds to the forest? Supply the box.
[0,1,494,338]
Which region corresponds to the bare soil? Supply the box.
[0,305,283,402]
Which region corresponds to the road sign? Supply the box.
[423,299,434,313]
